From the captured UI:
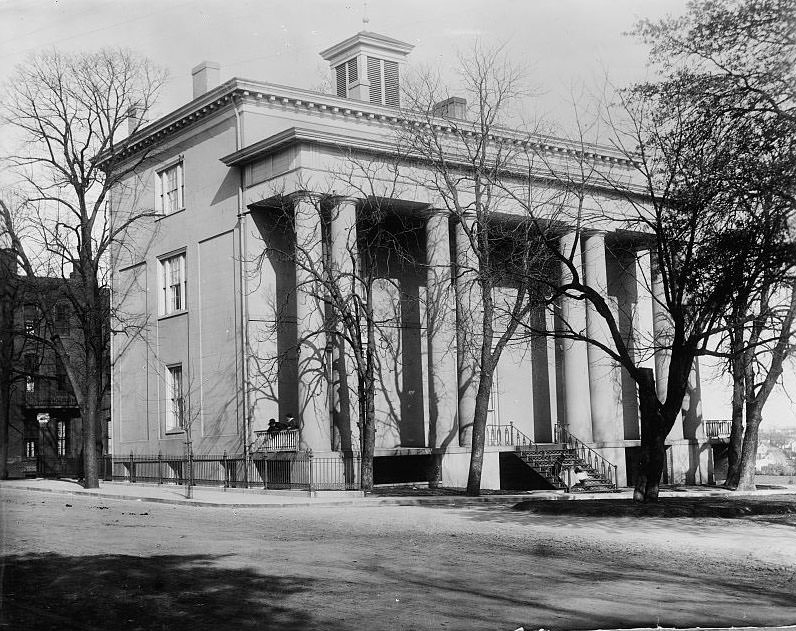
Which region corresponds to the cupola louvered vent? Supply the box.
[384,60,399,107]
[367,57,382,105]
[320,31,413,106]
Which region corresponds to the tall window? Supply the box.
[166,364,184,431]
[54,303,69,336]
[56,420,68,457]
[54,356,69,391]
[159,161,184,214]
[160,253,187,315]
[24,353,37,392]
[24,304,38,334]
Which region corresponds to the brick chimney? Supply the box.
[192,61,221,99]
[432,97,467,120]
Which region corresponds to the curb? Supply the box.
[3,483,562,508]
[4,482,794,510]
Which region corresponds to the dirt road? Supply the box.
[1,487,794,630]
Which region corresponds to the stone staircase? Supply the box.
[487,422,619,493]
[514,444,618,492]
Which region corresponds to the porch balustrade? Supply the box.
[252,429,300,452]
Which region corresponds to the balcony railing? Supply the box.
[704,419,732,439]
[252,429,300,452]
[23,389,78,408]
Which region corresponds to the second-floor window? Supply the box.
[161,253,187,315]
[54,304,69,336]
[55,356,69,392]
[159,161,184,214]
[24,353,37,392]
[56,420,68,457]
[24,304,38,334]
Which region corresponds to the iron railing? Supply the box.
[704,419,732,439]
[101,451,361,491]
[553,423,619,489]
[23,389,78,408]
[252,429,300,452]
[485,423,534,447]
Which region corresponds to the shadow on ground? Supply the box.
[1,553,325,630]
[512,494,796,518]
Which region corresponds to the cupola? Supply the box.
[319,31,413,107]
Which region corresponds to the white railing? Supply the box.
[704,419,732,439]
[253,429,300,452]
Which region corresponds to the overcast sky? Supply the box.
[0,0,793,429]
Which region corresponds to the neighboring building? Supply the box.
[108,31,711,489]
[0,249,110,479]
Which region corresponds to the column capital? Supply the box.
[328,194,361,208]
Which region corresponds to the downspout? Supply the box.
[233,95,252,478]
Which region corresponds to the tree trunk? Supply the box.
[633,369,669,502]
[359,379,376,492]
[0,384,10,480]
[724,371,745,489]
[735,407,761,491]
[81,357,100,489]
[725,322,746,489]
[466,368,493,496]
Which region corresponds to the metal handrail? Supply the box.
[485,422,534,447]
[553,423,618,489]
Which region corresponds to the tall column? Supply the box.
[559,231,592,442]
[294,196,330,452]
[634,247,655,371]
[329,197,359,452]
[454,215,482,447]
[426,211,459,448]
[583,230,623,443]
[651,254,683,440]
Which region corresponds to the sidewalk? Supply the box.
[3,477,795,509]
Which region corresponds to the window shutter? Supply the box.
[347,58,358,83]
[367,57,382,105]
[336,64,346,97]
[384,60,399,107]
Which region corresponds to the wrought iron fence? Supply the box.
[101,451,361,491]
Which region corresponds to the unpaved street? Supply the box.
[1,488,795,630]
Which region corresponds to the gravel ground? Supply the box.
[1,487,795,630]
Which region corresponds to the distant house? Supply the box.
[0,249,110,479]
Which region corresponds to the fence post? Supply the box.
[308,450,315,494]
[130,453,136,484]
[158,452,163,485]
[223,450,229,489]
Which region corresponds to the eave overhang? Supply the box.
[97,77,637,174]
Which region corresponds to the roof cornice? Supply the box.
[100,78,635,169]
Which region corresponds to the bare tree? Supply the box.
[400,46,554,495]
[0,49,167,488]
